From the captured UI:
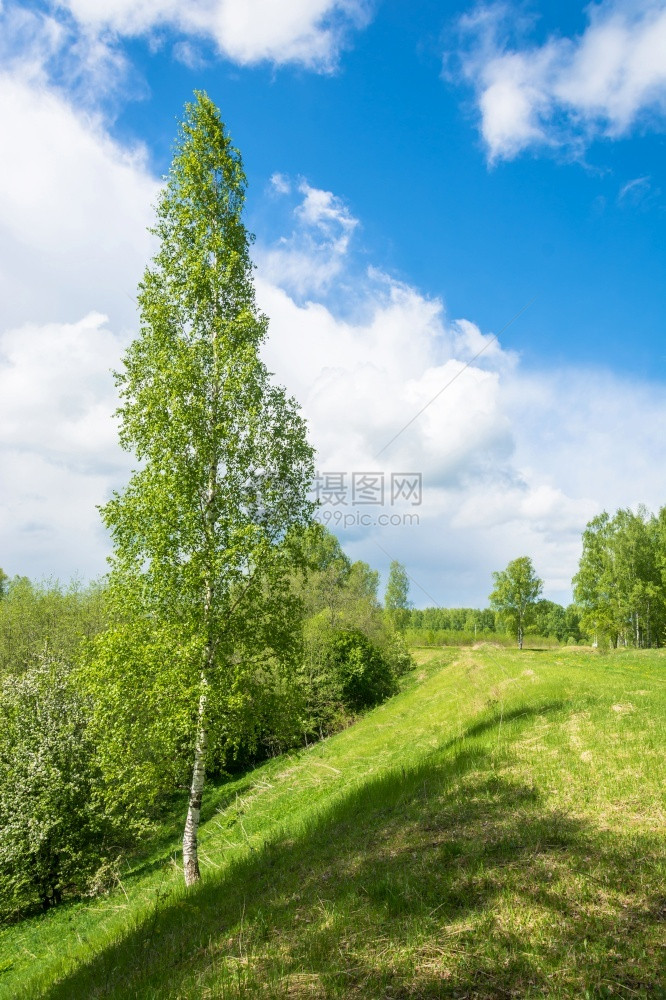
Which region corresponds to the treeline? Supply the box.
[405,503,666,651]
[0,528,410,921]
[405,601,583,647]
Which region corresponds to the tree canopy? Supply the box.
[489,556,543,649]
[384,560,411,631]
[573,506,666,647]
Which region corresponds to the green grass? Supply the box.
[2,645,665,999]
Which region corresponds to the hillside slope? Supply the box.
[2,646,665,999]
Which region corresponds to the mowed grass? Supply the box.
[1,645,665,999]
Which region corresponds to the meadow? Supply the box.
[1,644,664,999]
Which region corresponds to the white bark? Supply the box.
[183,460,217,885]
[183,679,208,886]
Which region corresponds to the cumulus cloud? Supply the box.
[0,314,132,580]
[257,180,359,297]
[50,0,373,71]
[256,266,598,605]
[0,314,123,468]
[455,1,666,162]
[254,181,666,604]
[0,45,153,581]
[0,63,157,333]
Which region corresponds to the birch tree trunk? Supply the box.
[183,678,208,886]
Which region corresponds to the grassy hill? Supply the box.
[1,646,665,999]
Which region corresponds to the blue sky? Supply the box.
[111,0,666,376]
[1,0,665,606]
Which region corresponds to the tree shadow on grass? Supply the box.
[121,762,270,884]
[44,704,666,1000]
[460,701,566,741]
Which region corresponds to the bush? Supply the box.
[325,629,398,712]
[383,630,413,677]
[0,656,119,920]
[299,618,400,738]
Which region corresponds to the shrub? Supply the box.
[299,618,400,738]
[326,629,398,712]
[383,630,413,676]
[0,656,118,920]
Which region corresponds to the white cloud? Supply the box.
[0,63,157,333]
[0,314,123,468]
[617,174,661,208]
[52,0,372,70]
[269,173,292,196]
[0,49,153,581]
[256,268,594,604]
[172,39,208,70]
[456,1,666,162]
[0,3,135,108]
[619,175,650,201]
[254,184,666,604]
[0,314,131,580]
[0,451,116,582]
[257,180,359,297]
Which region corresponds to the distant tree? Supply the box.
[489,557,543,649]
[294,525,352,625]
[531,599,567,641]
[573,507,664,647]
[293,528,410,736]
[93,93,314,886]
[384,560,411,631]
[0,577,107,679]
[293,527,384,640]
[0,568,7,599]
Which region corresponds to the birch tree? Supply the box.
[573,507,665,647]
[489,556,542,649]
[384,560,411,631]
[99,93,314,886]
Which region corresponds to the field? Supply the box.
[1,645,665,999]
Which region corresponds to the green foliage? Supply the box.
[293,528,410,737]
[90,93,315,882]
[405,627,505,647]
[102,92,314,627]
[489,556,543,648]
[406,598,578,649]
[384,560,411,631]
[299,618,399,735]
[82,618,199,826]
[85,563,310,827]
[327,629,398,710]
[383,630,413,676]
[293,526,382,634]
[0,577,107,679]
[573,506,666,648]
[529,600,582,643]
[0,656,118,920]
[408,606,497,632]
